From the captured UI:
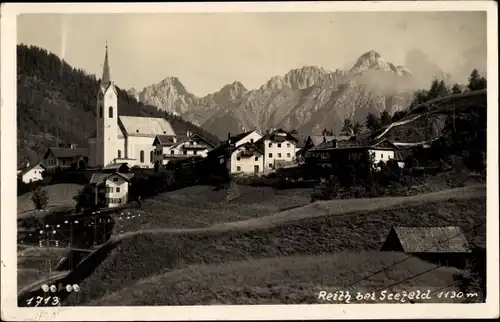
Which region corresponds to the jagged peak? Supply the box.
[350,50,411,76]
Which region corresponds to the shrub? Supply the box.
[74,184,97,212]
[31,187,49,210]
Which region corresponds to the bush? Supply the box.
[31,187,49,210]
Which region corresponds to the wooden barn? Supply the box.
[381,226,473,268]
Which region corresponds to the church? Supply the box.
[87,45,177,169]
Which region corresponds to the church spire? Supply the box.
[101,42,111,86]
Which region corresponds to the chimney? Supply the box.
[186,130,191,137]
[25,159,30,168]
[227,132,231,143]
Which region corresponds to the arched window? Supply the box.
[99,107,103,118]
[140,150,145,163]
[109,106,113,118]
[150,151,154,162]
[118,150,122,158]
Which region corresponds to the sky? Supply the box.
[17,11,487,97]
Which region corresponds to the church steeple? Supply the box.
[101,42,111,86]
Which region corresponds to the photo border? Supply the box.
[1,1,498,320]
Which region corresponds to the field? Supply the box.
[17,183,83,214]
[61,184,485,305]
[111,185,313,233]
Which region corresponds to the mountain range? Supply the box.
[129,50,451,139]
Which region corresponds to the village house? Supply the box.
[152,131,216,166]
[207,130,264,174]
[17,161,46,184]
[226,142,265,174]
[255,128,299,171]
[380,226,472,268]
[305,135,402,170]
[43,144,89,172]
[89,171,135,208]
[86,45,177,169]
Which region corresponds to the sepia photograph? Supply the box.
[1,1,498,320]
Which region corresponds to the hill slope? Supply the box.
[16,44,220,166]
[56,185,485,305]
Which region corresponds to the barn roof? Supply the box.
[119,116,176,137]
[390,226,471,253]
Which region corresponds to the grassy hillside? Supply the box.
[17,183,83,214]
[63,185,485,305]
[91,253,461,305]
[111,185,312,234]
[17,44,220,166]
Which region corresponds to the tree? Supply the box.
[73,184,96,212]
[468,69,487,91]
[380,110,392,126]
[437,80,450,97]
[392,111,406,122]
[451,84,462,94]
[322,128,333,136]
[31,187,49,210]
[341,119,353,135]
[352,121,362,135]
[365,113,381,131]
[427,78,441,100]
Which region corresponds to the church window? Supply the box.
[118,150,122,158]
[109,106,113,118]
[99,107,103,118]
[150,151,154,162]
[140,150,145,163]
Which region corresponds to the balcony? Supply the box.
[182,143,210,150]
[163,153,194,159]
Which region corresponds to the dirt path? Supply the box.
[113,184,486,240]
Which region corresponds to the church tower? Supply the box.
[96,44,119,168]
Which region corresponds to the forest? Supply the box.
[16,44,220,166]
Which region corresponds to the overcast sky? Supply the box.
[17,11,486,96]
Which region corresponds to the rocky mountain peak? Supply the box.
[283,65,330,90]
[214,81,248,101]
[350,50,411,77]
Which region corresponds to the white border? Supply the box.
[1,2,498,320]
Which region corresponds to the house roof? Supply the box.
[309,135,397,152]
[390,226,471,253]
[257,128,299,144]
[152,135,177,146]
[172,133,216,149]
[18,162,46,177]
[89,172,135,185]
[119,116,176,137]
[229,130,256,144]
[44,147,89,159]
[309,135,353,146]
[102,162,129,171]
[233,142,264,155]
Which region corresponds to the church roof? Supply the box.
[118,116,176,137]
[101,44,111,87]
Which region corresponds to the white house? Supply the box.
[89,172,135,208]
[87,45,177,169]
[153,131,215,165]
[18,162,46,184]
[207,130,264,174]
[226,142,264,174]
[255,128,299,171]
